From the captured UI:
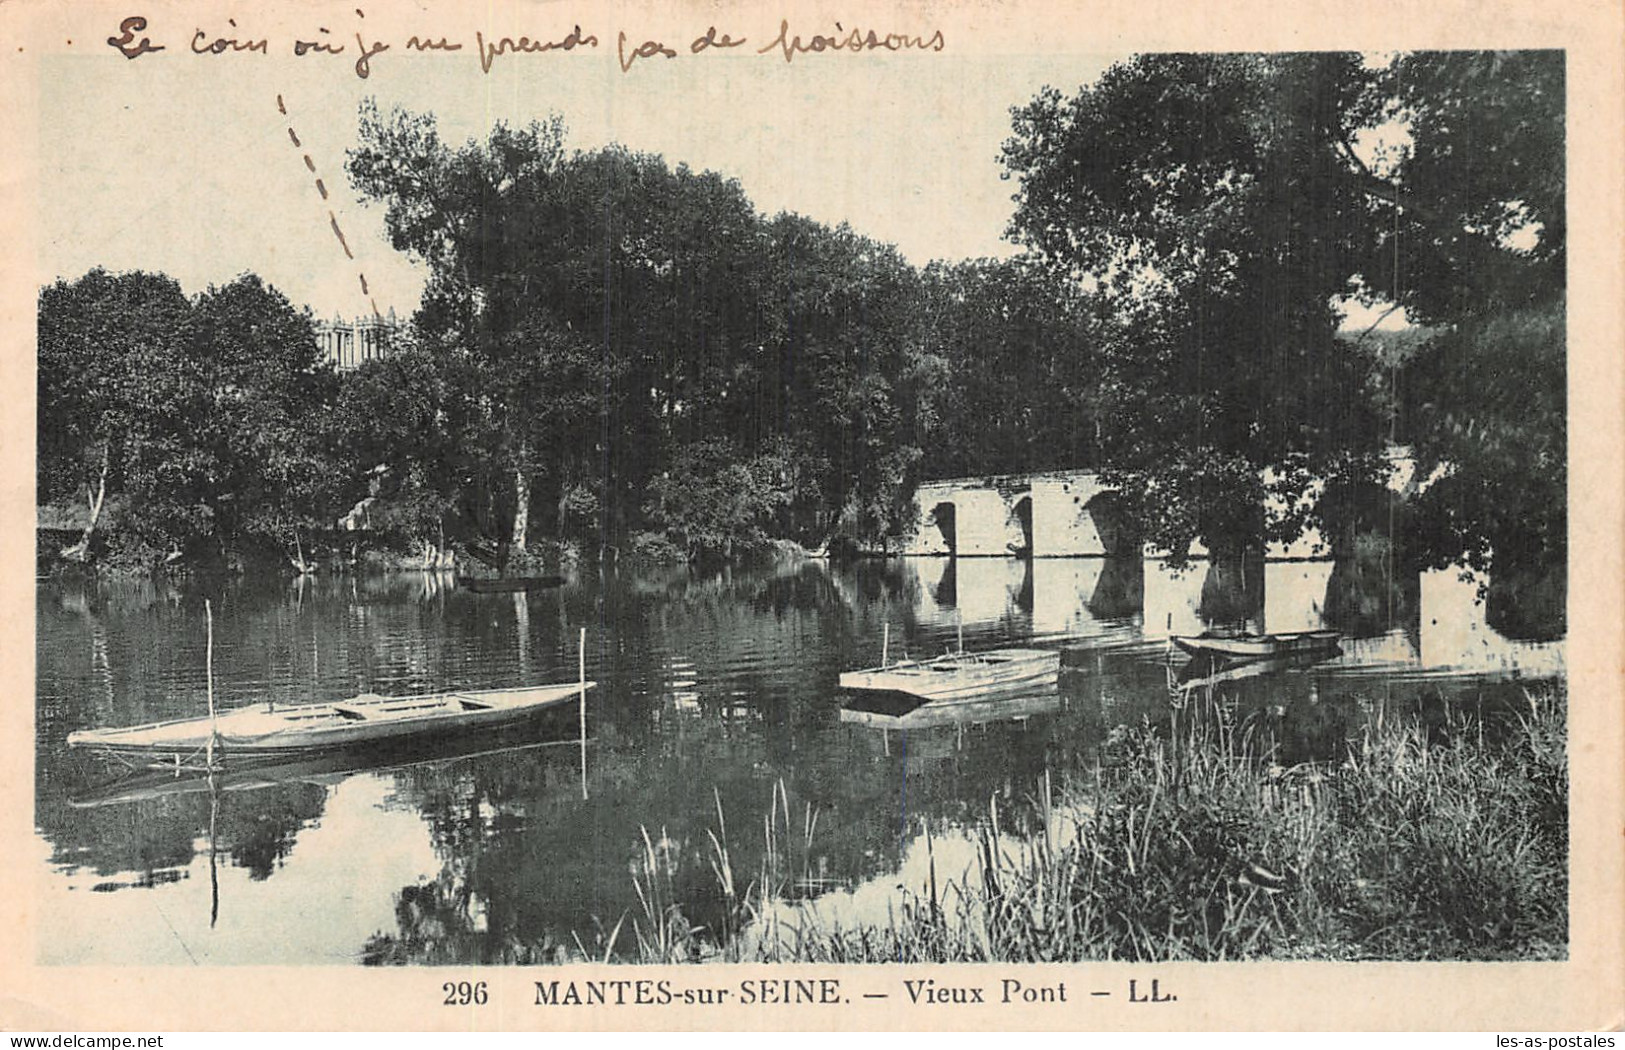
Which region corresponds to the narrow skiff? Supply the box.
[66,682,594,760]
[839,648,1059,701]
[1171,629,1341,661]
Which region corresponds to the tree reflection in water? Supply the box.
[36,552,1565,964]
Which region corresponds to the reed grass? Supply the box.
[618,682,1567,963]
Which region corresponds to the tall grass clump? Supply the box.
[1307,687,1568,959]
[960,684,1566,961]
[616,683,1566,963]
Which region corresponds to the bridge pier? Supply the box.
[1030,475,1117,556]
[952,488,1023,556]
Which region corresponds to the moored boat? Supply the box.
[839,647,1060,701]
[1172,629,1341,661]
[66,682,594,761]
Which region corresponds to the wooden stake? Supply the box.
[207,766,220,928]
[882,623,889,667]
[578,627,588,801]
[204,599,218,769]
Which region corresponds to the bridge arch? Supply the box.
[905,470,1115,557]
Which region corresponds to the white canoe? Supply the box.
[838,647,1059,701]
[66,682,594,759]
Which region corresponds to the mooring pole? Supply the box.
[204,599,218,769]
[578,627,588,801]
[207,766,220,928]
[882,623,889,667]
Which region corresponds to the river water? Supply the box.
[34,555,1563,964]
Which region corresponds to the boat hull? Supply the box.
[66,682,594,759]
[70,725,574,808]
[1172,630,1340,660]
[838,648,1059,701]
[841,687,1063,729]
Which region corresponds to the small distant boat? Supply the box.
[458,575,566,593]
[1172,629,1341,661]
[839,647,1060,701]
[67,682,593,761]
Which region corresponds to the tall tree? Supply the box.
[39,271,346,567]
[916,256,1102,479]
[181,275,344,565]
[755,214,930,548]
[37,269,192,560]
[348,104,937,559]
[1379,52,1565,620]
[1003,53,1390,558]
[1002,51,1562,572]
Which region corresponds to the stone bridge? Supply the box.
[906,470,1131,557]
[903,453,1422,560]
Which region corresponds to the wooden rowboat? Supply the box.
[66,682,594,761]
[1172,629,1341,661]
[839,647,1059,701]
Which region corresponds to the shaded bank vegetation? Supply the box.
[40,52,1563,606]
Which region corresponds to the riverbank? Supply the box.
[37,512,823,579]
[623,682,1567,963]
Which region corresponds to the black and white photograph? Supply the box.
[7,0,1623,1032]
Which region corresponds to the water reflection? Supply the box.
[36,551,1562,964]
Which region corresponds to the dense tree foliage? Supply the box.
[38,269,193,560]
[1001,50,1563,576]
[39,52,1564,598]
[1376,52,1565,596]
[344,105,938,561]
[1002,53,1393,556]
[915,256,1102,478]
[39,270,342,567]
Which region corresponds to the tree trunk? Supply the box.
[511,467,531,554]
[62,447,109,563]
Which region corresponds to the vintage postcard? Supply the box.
[1,0,1621,1033]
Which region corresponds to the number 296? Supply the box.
[443,981,489,1006]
